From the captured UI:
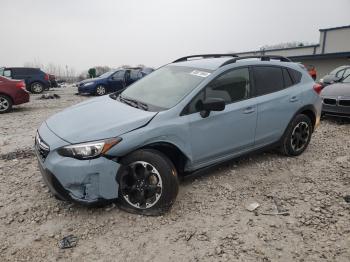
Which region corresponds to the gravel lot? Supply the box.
[0,87,349,262]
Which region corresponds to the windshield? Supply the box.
[329,66,346,75]
[121,66,212,110]
[98,70,116,78]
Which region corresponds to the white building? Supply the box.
[237,25,350,80]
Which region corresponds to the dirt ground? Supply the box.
[0,87,349,262]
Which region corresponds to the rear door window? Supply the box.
[253,66,284,96]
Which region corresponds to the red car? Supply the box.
[0,76,30,113]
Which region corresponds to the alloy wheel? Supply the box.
[32,83,43,93]
[291,122,310,152]
[0,97,10,112]
[120,161,163,209]
[96,86,106,95]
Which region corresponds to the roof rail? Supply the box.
[220,55,292,67]
[173,54,238,63]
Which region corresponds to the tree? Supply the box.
[88,68,96,78]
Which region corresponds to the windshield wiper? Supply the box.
[119,95,148,111]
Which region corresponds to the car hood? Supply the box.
[321,83,350,97]
[78,78,100,85]
[45,96,157,144]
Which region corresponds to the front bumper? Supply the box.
[35,123,120,205]
[322,97,350,118]
[78,84,95,94]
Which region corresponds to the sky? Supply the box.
[1,0,349,74]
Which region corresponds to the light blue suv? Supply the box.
[35,54,322,215]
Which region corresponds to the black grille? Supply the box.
[323,98,336,105]
[35,133,50,161]
[339,99,350,107]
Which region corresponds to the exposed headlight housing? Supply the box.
[57,138,122,160]
[84,82,95,86]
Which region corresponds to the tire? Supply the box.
[0,94,13,114]
[116,149,179,216]
[95,85,107,96]
[280,114,313,156]
[30,82,44,94]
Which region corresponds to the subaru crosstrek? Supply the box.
[35,54,322,215]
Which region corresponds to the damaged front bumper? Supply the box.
[35,123,120,205]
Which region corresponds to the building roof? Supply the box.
[319,25,350,32]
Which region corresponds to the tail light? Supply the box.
[313,83,323,95]
[44,74,49,81]
[15,81,26,90]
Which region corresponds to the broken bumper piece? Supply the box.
[36,148,120,206]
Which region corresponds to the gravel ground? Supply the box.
[0,87,349,262]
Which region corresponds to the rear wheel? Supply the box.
[0,95,12,113]
[31,82,44,94]
[117,149,179,215]
[280,114,312,156]
[95,85,107,96]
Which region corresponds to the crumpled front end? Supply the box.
[35,122,120,205]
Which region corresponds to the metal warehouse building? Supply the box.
[237,25,350,80]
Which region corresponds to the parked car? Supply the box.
[77,67,152,96]
[0,76,30,113]
[319,65,350,87]
[321,74,350,118]
[35,54,322,215]
[0,67,50,94]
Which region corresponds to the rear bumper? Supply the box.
[13,89,30,105]
[35,123,120,205]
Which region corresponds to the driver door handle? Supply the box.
[243,107,255,114]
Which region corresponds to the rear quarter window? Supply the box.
[288,68,302,83]
[253,66,284,96]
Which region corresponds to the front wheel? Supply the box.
[95,85,107,96]
[280,114,312,156]
[117,149,179,216]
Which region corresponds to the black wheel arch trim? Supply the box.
[278,104,317,145]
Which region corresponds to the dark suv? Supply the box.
[0,67,50,94]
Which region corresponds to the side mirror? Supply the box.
[197,98,225,118]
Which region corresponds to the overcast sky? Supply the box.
[1,0,349,73]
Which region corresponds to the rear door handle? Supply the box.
[244,107,255,114]
[290,96,299,102]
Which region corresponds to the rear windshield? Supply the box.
[121,65,212,110]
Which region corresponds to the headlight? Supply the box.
[84,82,95,86]
[57,138,122,160]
